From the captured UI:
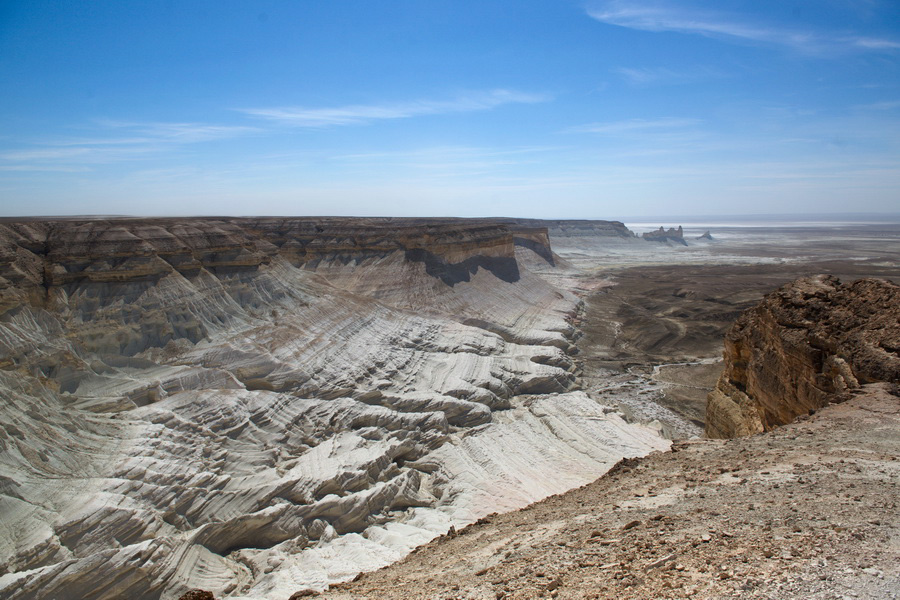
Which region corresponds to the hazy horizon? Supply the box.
[5,211,900,226]
[2,1,899,217]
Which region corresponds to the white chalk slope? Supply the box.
[0,236,666,600]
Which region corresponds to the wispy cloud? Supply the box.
[567,117,701,134]
[613,65,724,85]
[0,165,90,172]
[851,36,900,50]
[587,1,900,54]
[1,148,93,161]
[0,120,258,171]
[237,89,550,127]
[854,100,900,111]
[329,145,564,179]
[94,120,259,143]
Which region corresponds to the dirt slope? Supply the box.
[319,384,899,600]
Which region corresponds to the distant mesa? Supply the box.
[642,225,687,246]
[498,218,635,239]
[696,230,713,241]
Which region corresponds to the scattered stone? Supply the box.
[178,591,215,600]
[645,553,677,570]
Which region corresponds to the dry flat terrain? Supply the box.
[322,383,900,600]
[573,226,900,432]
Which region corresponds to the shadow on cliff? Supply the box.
[404,249,520,286]
[513,236,555,266]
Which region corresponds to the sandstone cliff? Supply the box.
[706,275,900,438]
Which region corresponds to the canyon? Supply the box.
[1,216,898,600]
[0,217,661,600]
[317,244,900,600]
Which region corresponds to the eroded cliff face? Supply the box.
[706,275,900,438]
[642,226,687,246]
[0,217,665,600]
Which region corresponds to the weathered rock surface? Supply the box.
[0,217,666,600]
[706,275,900,438]
[320,384,900,599]
[642,226,687,246]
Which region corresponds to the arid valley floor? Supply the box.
[0,217,897,600]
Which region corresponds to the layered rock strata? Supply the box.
[0,217,666,600]
[499,219,634,240]
[706,275,900,438]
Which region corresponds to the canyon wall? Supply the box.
[0,217,664,600]
[706,275,900,438]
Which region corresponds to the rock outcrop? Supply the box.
[0,217,667,600]
[706,275,900,438]
[642,226,687,246]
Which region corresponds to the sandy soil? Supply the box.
[320,383,900,600]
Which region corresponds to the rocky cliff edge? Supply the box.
[706,275,900,438]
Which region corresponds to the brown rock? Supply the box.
[706,275,900,438]
[178,591,215,600]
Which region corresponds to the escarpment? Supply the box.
[706,275,900,438]
[499,218,635,239]
[0,217,666,600]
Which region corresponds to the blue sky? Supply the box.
[1,0,899,218]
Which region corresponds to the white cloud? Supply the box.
[0,120,259,171]
[850,36,900,50]
[613,65,724,85]
[587,1,900,55]
[1,148,93,161]
[614,66,681,85]
[238,89,551,127]
[0,165,90,172]
[95,120,259,143]
[854,100,900,111]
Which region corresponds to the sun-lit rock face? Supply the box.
[706,275,900,438]
[0,217,666,600]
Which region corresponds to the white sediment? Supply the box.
[0,227,668,600]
